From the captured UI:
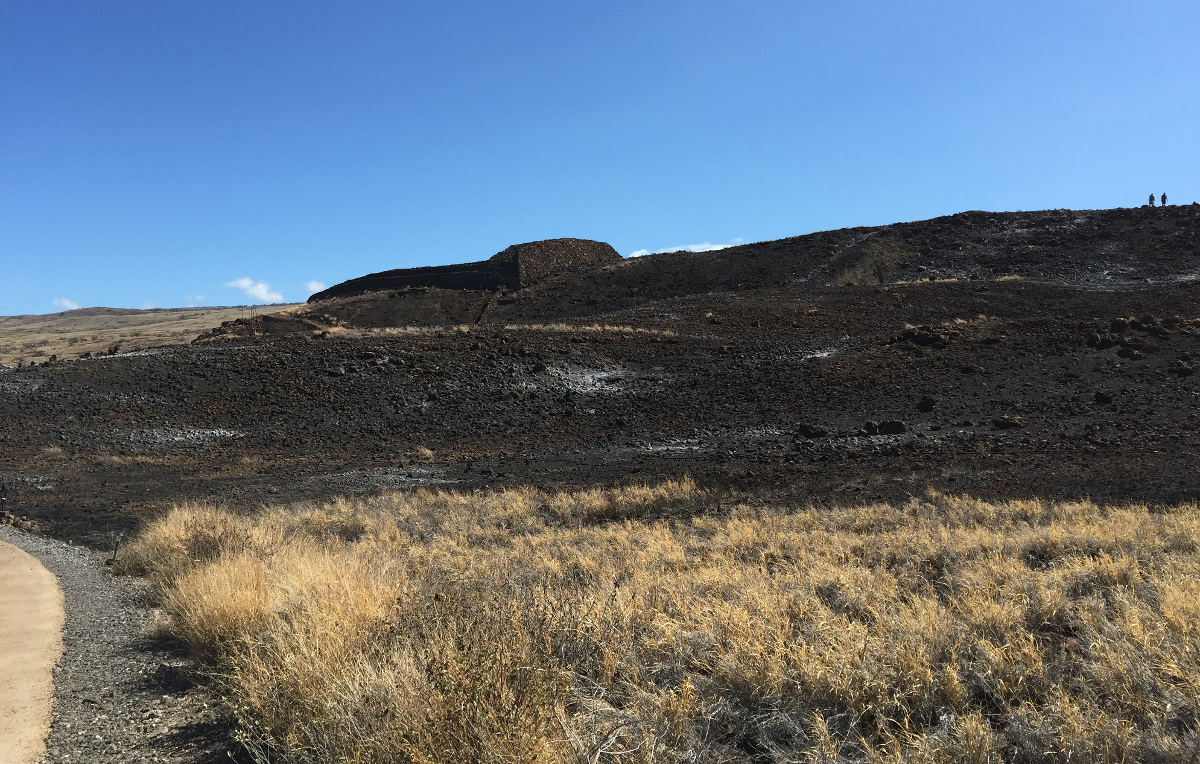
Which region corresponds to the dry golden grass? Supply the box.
[500,323,678,337]
[120,484,1200,763]
[0,305,299,366]
[314,323,678,339]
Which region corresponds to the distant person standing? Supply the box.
[1162,192,1168,206]
[1149,193,1156,206]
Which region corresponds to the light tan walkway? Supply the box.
[0,539,64,764]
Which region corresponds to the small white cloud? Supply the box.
[626,238,745,258]
[140,301,157,310]
[52,298,80,311]
[183,294,206,307]
[224,278,283,303]
[673,239,745,253]
[303,280,327,295]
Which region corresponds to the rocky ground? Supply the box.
[0,204,1197,762]
[0,206,1196,548]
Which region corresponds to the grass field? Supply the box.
[120,483,1200,763]
[0,304,299,366]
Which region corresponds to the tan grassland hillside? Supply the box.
[120,483,1200,764]
[0,305,300,367]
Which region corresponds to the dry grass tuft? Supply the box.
[501,323,678,337]
[311,323,678,339]
[123,485,1200,763]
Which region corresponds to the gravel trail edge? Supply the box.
[0,525,241,764]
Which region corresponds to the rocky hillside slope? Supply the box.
[307,237,621,301]
[1,206,1197,545]
[235,205,1200,335]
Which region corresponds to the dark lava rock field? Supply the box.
[3,205,1199,546]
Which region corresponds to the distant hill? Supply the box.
[0,304,299,366]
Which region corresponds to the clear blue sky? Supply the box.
[2,2,1197,315]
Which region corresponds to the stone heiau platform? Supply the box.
[309,238,621,302]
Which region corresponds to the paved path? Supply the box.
[0,538,64,764]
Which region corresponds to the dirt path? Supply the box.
[0,525,241,764]
[0,538,64,764]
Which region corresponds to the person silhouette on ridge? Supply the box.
[1162,192,1168,206]
[1149,193,1156,207]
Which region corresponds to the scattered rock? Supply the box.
[916,396,936,413]
[0,512,36,532]
[1168,360,1194,377]
[878,420,907,435]
[890,326,951,348]
[1094,391,1114,405]
[993,416,1027,430]
[795,423,829,439]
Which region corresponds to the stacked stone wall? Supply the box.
[490,238,622,288]
[308,238,620,302]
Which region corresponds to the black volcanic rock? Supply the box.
[490,238,622,286]
[795,423,829,439]
[5,206,1200,546]
[282,206,1200,333]
[309,238,620,302]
